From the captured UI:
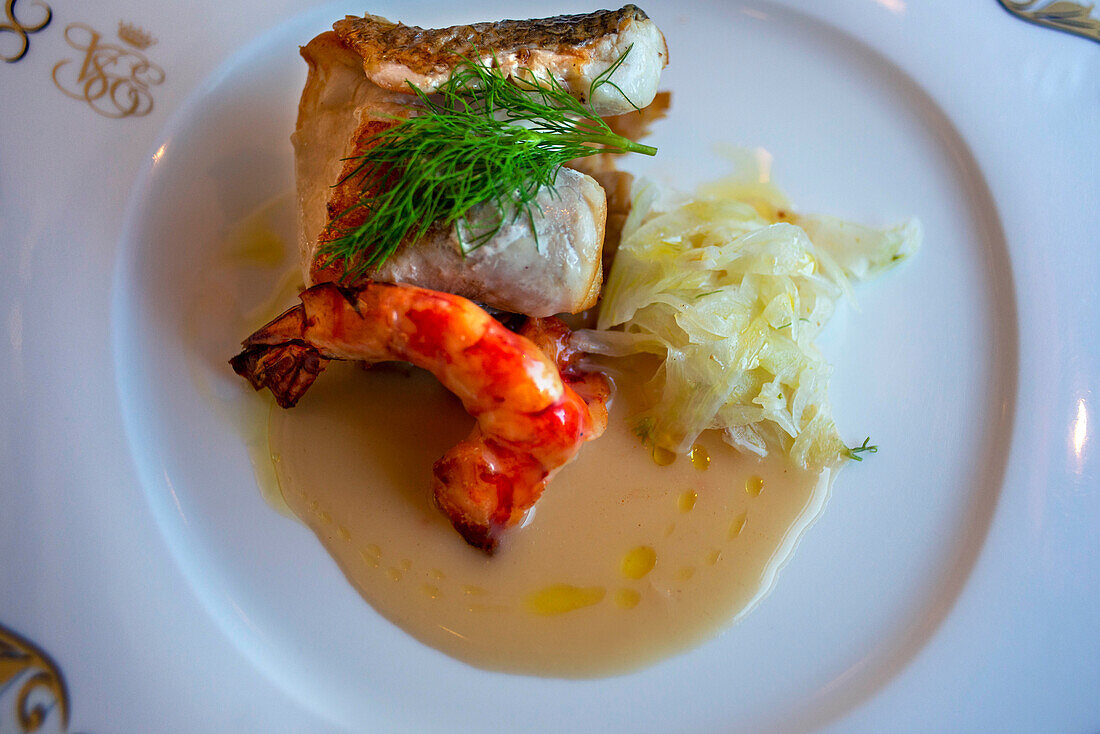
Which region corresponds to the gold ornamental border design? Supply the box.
[0,623,69,733]
[0,0,52,63]
[997,0,1100,43]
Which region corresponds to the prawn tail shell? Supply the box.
[232,302,330,408]
[241,303,310,345]
[229,341,330,408]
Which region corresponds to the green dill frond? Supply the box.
[320,49,657,276]
[845,437,878,461]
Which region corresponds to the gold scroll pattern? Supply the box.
[52,21,164,118]
[997,0,1100,43]
[0,623,69,733]
[0,0,51,63]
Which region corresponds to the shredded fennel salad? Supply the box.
[576,153,920,472]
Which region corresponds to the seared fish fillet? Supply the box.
[295,31,607,316]
[333,5,667,116]
[292,32,409,278]
[316,132,607,316]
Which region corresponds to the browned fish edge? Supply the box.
[333,5,649,77]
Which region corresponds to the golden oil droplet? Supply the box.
[677,567,695,581]
[621,546,657,580]
[729,513,747,539]
[400,558,412,571]
[429,568,445,581]
[358,547,381,568]
[421,584,441,599]
[615,588,641,609]
[706,549,722,565]
[387,567,403,582]
[525,584,606,616]
[337,525,351,542]
[652,446,676,466]
[678,490,698,513]
[318,510,332,525]
[745,476,764,496]
[689,444,711,471]
[462,585,486,597]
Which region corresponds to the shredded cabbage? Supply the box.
[576,153,919,471]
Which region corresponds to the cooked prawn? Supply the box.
[230,281,609,552]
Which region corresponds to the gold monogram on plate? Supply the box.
[0,623,69,733]
[0,0,51,63]
[52,20,165,118]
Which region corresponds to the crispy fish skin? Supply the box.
[332,5,667,116]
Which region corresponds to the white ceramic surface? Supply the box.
[2,1,1097,732]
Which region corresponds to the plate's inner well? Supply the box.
[114,3,1014,731]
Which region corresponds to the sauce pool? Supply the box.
[268,361,829,677]
[200,195,833,678]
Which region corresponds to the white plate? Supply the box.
[2,1,1098,732]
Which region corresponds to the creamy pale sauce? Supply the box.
[202,196,832,678]
[269,360,829,677]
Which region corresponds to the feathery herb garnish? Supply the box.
[845,437,879,461]
[321,49,657,275]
